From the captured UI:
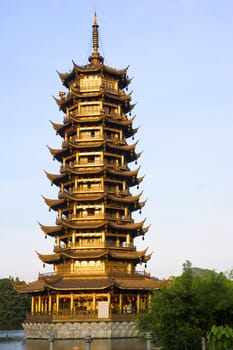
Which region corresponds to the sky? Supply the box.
[0,0,233,282]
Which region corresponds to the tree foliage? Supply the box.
[137,261,233,350]
[207,325,233,350]
[0,277,30,330]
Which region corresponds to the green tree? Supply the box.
[207,325,233,350]
[137,261,233,350]
[0,277,30,330]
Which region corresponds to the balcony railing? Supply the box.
[54,241,135,251]
[38,270,150,280]
[25,310,141,324]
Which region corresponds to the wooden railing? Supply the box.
[54,241,135,251]
[38,270,150,280]
[25,311,140,324]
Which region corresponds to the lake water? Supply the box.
[0,330,147,350]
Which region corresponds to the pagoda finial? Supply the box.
[89,12,104,65]
[93,12,99,53]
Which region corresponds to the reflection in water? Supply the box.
[0,331,146,350]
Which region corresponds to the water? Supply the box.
[0,331,147,350]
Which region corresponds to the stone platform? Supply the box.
[23,320,139,339]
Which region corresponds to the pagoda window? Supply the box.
[80,75,101,92]
[77,178,103,192]
[103,103,118,117]
[80,102,100,115]
[103,79,117,93]
[104,128,120,142]
[79,127,101,140]
[74,260,104,273]
[78,152,102,166]
[77,205,103,219]
[105,153,122,167]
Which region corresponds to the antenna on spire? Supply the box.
[88,12,104,65]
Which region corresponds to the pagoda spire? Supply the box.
[93,12,99,53]
[89,12,104,65]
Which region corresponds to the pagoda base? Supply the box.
[23,320,139,339]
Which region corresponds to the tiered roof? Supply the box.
[17,14,156,298]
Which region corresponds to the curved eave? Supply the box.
[115,278,157,291]
[42,196,65,210]
[47,145,70,161]
[45,278,113,291]
[73,61,103,73]
[143,225,150,234]
[107,166,140,178]
[108,192,142,204]
[68,140,104,149]
[106,141,137,153]
[70,114,104,124]
[14,280,45,294]
[50,120,73,137]
[105,115,135,127]
[37,251,61,264]
[62,249,106,260]
[57,69,75,88]
[137,176,144,184]
[39,222,64,236]
[103,64,129,78]
[109,219,145,231]
[59,218,106,230]
[128,127,139,138]
[72,60,128,76]
[122,103,136,113]
[53,95,73,112]
[109,248,147,261]
[144,253,153,263]
[44,171,68,186]
[64,164,104,176]
[63,191,105,202]
[104,91,131,103]
[139,200,147,209]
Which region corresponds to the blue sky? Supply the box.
[0,0,233,281]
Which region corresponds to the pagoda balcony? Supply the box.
[64,214,132,222]
[60,164,104,173]
[75,114,103,122]
[38,270,149,280]
[103,85,118,95]
[104,112,123,120]
[54,241,135,251]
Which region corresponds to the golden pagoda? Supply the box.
[17,14,160,339]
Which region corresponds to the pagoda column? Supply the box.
[31,296,34,314]
[148,294,151,312]
[56,294,59,312]
[70,293,74,311]
[48,295,52,313]
[72,231,76,246]
[119,293,123,313]
[38,296,42,313]
[73,205,77,220]
[92,292,96,312]
[107,292,110,305]
[137,294,140,313]
[126,234,130,247]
